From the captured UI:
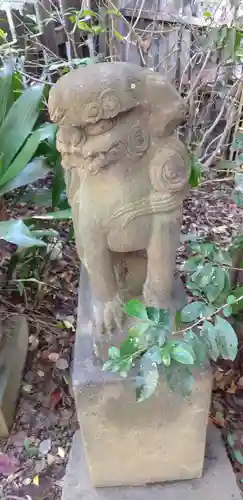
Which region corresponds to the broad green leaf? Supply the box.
[213,250,232,266]
[201,320,219,361]
[120,336,140,357]
[231,287,243,314]
[215,316,238,360]
[146,307,160,323]
[145,346,162,365]
[203,304,216,318]
[195,263,214,288]
[181,301,205,323]
[189,157,201,187]
[52,157,66,209]
[186,281,201,296]
[223,305,232,317]
[184,256,204,271]
[184,330,207,365]
[161,346,171,366]
[124,299,148,319]
[137,354,159,402]
[232,449,243,465]
[227,295,237,305]
[128,323,150,337]
[0,83,44,172]
[108,346,120,360]
[171,342,195,365]
[0,220,46,248]
[0,157,51,195]
[32,209,72,220]
[0,62,14,127]
[204,267,226,302]
[165,362,195,395]
[117,356,133,377]
[0,124,55,187]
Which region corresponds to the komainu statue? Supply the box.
[48,62,190,336]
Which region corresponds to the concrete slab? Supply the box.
[62,425,242,500]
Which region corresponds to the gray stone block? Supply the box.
[62,426,241,500]
[73,267,212,487]
[0,315,29,437]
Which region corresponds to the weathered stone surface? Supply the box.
[0,315,28,437]
[73,271,211,487]
[62,425,241,500]
[48,62,190,336]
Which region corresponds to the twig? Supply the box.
[186,49,212,102]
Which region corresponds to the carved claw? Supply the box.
[93,295,124,337]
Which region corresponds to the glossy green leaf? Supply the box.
[232,449,243,465]
[195,263,214,287]
[171,342,195,365]
[137,354,159,402]
[215,316,238,360]
[145,345,162,365]
[108,346,120,360]
[184,256,204,271]
[223,305,232,318]
[184,330,207,365]
[0,83,44,172]
[120,336,140,357]
[165,362,195,395]
[189,157,201,187]
[204,267,226,302]
[146,307,160,323]
[124,299,148,319]
[201,320,219,361]
[231,287,243,314]
[161,346,171,366]
[0,123,56,187]
[0,62,14,127]
[181,301,205,323]
[0,157,51,195]
[0,220,46,248]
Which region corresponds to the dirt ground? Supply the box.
[1,181,243,499]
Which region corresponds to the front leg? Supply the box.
[82,237,123,336]
[143,210,182,312]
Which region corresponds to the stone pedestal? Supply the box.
[72,268,212,488]
[0,315,29,437]
[61,426,241,500]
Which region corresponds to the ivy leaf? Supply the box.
[181,301,205,323]
[136,354,159,402]
[171,342,195,365]
[215,316,238,361]
[201,320,219,361]
[124,299,148,319]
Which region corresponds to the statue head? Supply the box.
[48,62,187,174]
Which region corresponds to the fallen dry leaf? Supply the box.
[0,453,18,475]
[50,387,64,410]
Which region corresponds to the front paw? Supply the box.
[93,295,124,336]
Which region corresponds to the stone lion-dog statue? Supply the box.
[48,62,190,336]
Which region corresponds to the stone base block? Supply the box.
[61,426,241,500]
[73,267,212,487]
[0,315,29,437]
